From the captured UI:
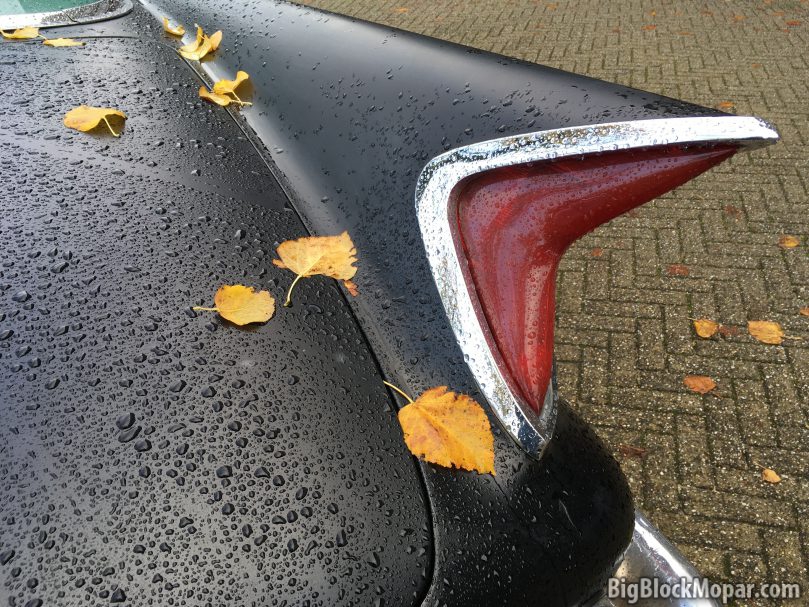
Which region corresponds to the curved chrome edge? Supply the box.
[590,511,719,606]
[415,116,778,458]
[0,0,132,30]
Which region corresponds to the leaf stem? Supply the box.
[383,380,414,404]
[102,116,120,137]
[231,92,252,106]
[192,306,218,312]
[284,274,303,307]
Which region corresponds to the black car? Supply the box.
[0,0,778,605]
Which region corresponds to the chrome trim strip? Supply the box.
[415,116,778,458]
[0,0,132,30]
[592,510,719,606]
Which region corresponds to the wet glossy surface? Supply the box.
[0,31,431,607]
[0,0,734,603]
[457,146,736,412]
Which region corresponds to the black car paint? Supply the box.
[0,1,726,605]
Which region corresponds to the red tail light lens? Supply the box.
[456,144,736,412]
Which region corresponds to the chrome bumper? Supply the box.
[591,511,719,606]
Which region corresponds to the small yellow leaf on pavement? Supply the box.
[395,385,495,475]
[179,25,203,52]
[693,318,719,338]
[800,307,809,317]
[192,285,275,325]
[1,26,39,39]
[63,105,126,137]
[778,235,800,249]
[747,320,784,345]
[162,17,185,36]
[273,231,358,306]
[198,86,233,106]
[684,375,716,394]
[761,468,782,484]
[43,38,85,47]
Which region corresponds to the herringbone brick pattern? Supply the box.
[299,0,809,602]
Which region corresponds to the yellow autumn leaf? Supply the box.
[198,86,233,107]
[178,35,213,60]
[179,25,203,52]
[800,307,809,317]
[63,105,126,137]
[273,231,359,306]
[747,320,784,345]
[208,30,222,51]
[1,26,39,39]
[684,375,716,394]
[693,318,719,338]
[761,468,781,484]
[391,383,495,475]
[162,17,185,36]
[43,38,85,47]
[778,235,800,249]
[212,70,250,101]
[192,285,275,325]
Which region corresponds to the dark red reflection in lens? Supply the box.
[457,145,736,412]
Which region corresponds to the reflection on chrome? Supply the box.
[415,116,778,458]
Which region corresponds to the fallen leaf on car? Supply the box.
[747,320,784,345]
[179,35,213,60]
[388,382,495,475]
[667,264,689,277]
[273,231,358,306]
[212,70,250,101]
[42,37,85,47]
[778,235,800,248]
[684,375,716,394]
[198,86,234,107]
[162,17,185,36]
[693,319,719,338]
[617,444,649,459]
[63,105,126,137]
[208,30,222,51]
[761,468,782,483]
[1,26,40,39]
[177,26,220,60]
[179,25,203,52]
[192,285,275,325]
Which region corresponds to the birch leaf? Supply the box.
[162,17,185,36]
[179,25,203,52]
[748,320,784,345]
[63,105,126,137]
[693,319,719,338]
[761,468,782,484]
[198,86,233,106]
[192,285,275,326]
[178,35,213,60]
[778,235,800,249]
[208,30,222,51]
[1,26,39,39]
[684,375,716,394]
[43,38,85,47]
[212,70,249,95]
[396,386,495,475]
[273,231,358,306]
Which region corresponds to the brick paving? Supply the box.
[297,0,809,602]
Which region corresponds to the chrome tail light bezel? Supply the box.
[415,116,779,459]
